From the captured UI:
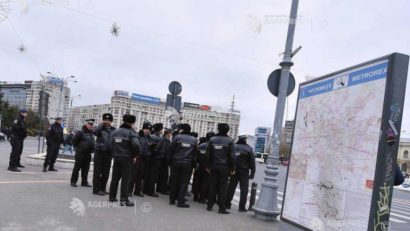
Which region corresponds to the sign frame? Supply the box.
[280,53,409,231]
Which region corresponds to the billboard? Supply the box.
[183,102,200,109]
[199,105,211,111]
[131,93,160,105]
[114,90,129,97]
[47,76,64,86]
[281,53,408,231]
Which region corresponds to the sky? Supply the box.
[1,0,410,137]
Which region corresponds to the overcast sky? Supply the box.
[1,0,410,137]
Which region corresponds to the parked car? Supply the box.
[402,181,410,188]
[0,132,5,142]
[255,152,270,164]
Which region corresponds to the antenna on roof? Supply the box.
[230,94,235,112]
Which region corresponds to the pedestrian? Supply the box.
[157,129,172,195]
[109,114,140,207]
[62,131,74,154]
[70,119,95,187]
[193,132,215,203]
[8,109,28,172]
[225,135,256,212]
[144,123,164,197]
[206,123,236,214]
[169,123,198,208]
[43,117,64,172]
[128,122,152,197]
[93,113,116,196]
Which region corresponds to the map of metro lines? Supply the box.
[282,61,388,231]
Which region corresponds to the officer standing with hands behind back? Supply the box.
[43,117,64,172]
[225,135,256,212]
[8,109,28,172]
[206,123,235,214]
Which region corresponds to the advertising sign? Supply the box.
[131,93,160,105]
[47,76,63,86]
[183,102,200,109]
[199,105,211,111]
[114,90,129,97]
[281,53,409,231]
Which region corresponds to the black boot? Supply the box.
[8,167,21,172]
[48,164,57,171]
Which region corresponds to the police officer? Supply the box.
[169,123,198,208]
[128,122,152,197]
[206,123,235,214]
[43,117,64,172]
[70,119,95,187]
[193,132,215,203]
[225,135,256,212]
[145,123,164,197]
[109,114,139,207]
[92,113,116,196]
[157,129,172,194]
[8,109,28,172]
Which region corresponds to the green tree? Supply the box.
[25,110,41,130]
[1,105,19,128]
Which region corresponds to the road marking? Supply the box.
[390,212,410,220]
[0,180,67,184]
[389,217,407,223]
[0,171,37,174]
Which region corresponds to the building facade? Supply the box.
[26,75,71,122]
[0,82,31,109]
[281,120,295,144]
[0,75,71,123]
[254,127,271,153]
[69,91,241,139]
[398,137,410,174]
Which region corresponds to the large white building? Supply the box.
[0,75,71,123]
[69,91,241,139]
[26,75,71,122]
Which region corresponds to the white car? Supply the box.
[0,132,5,142]
[402,181,410,188]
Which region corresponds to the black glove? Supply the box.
[249,174,254,180]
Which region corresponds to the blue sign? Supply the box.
[131,93,160,105]
[300,61,388,99]
[47,76,64,86]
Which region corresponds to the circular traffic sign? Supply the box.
[169,81,182,95]
[267,69,296,97]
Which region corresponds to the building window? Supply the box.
[404,150,409,159]
[402,163,408,172]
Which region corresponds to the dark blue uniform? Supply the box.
[44,122,64,171]
[8,115,27,170]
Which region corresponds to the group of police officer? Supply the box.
[7,110,256,214]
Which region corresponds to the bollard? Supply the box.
[248,182,258,211]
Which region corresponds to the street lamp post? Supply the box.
[253,0,300,222]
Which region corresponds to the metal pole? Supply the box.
[57,78,63,117]
[253,0,299,221]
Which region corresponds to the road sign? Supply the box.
[267,69,296,97]
[169,81,182,95]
